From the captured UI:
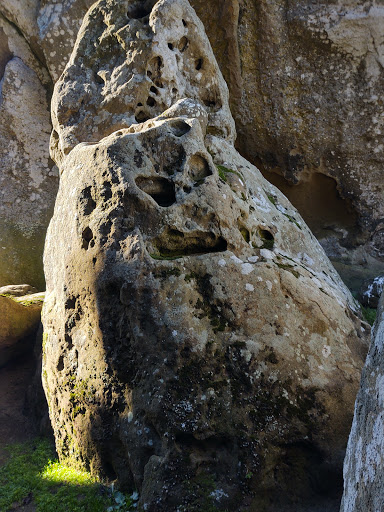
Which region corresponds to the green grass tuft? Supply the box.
[0,439,137,512]
[361,306,377,326]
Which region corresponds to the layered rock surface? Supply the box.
[340,292,384,512]
[43,1,369,510]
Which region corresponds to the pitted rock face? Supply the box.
[44,99,368,510]
[51,0,235,165]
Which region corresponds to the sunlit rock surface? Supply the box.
[42,1,369,510]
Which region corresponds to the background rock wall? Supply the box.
[1,0,384,290]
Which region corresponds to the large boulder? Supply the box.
[340,292,384,512]
[0,289,44,367]
[42,1,369,510]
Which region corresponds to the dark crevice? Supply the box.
[146,96,156,107]
[135,176,176,207]
[135,110,150,123]
[195,58,203,70]
[178,36,189,52]
[259,228,274,250]
[127,5,152,19]
[81,227,94,250]
[151,228,227,258]
[169,119,191,137]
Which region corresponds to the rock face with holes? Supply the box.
[229,1,384,284]
[43,1,369,511]
[340,292,384,512]
[0,14,58,289]
[2,0,384,290]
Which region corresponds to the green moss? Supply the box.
[266,193,277,206]
[150,252,183,261]
[276,263,300,279]
[0,439,136,512]
[181,472,223,512]
[260,239,274,250]
[184,272,199,282]
[215,164,243,183]
[239,227,250,243]
[361,306,377,326]
[283,213,302,229]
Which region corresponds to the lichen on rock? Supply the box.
[42,1,369,510]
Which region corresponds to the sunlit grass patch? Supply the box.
[0,438,137,511]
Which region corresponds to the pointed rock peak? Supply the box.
[51,0,235,165]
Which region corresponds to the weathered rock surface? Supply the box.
[224,1,384,278]
[0,289,44,367]
[43,1,369,510]
[340,292,384,512]
[0,14,58,289]
[2,0,384,289]
[359,275,384,309]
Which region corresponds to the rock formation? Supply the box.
[1,0,384,290]
[359,275,384,309]
[340,292,384,512]
[0,287,44,367]
[42,1,369,510]
[0,13,58,289]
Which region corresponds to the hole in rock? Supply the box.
[189,154,212,182]
[135,110,150,123]
[203,99,216,108]
[127,4,152,19]
[169,120,191,137]
[147,56,163,82]
[261,170,359,241]
[80,187,96,215]
[154,79,163,88]
[239,226,250,243]
[65,334,73,350]
[146,96,156,107]
[65,297,76,310]
[183,186,192,194]
[178,36,189,52]
[258,228,274,250]
[150,86,158,94]
[182,19,187,27]
[135,176,176,207]
[137,102,143,107]
[195,58,203,70]
[168,43,174,50]
[57,355,64,371]
[81,227,93,250]
[152,228,228,258]
[94,72,104,85]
